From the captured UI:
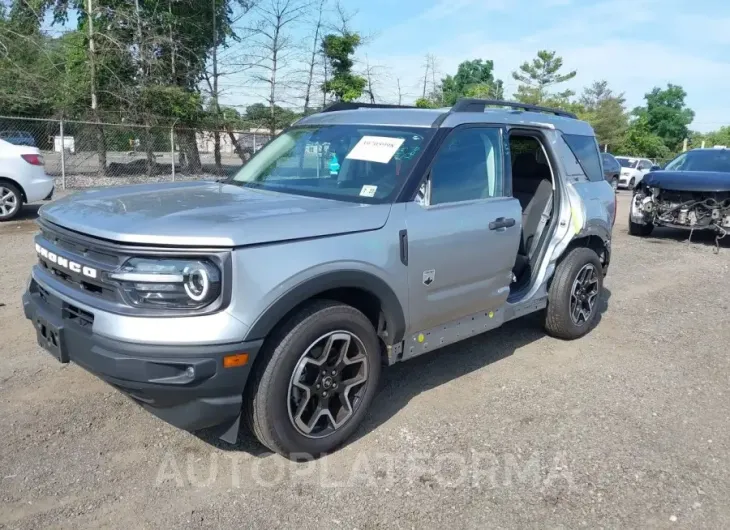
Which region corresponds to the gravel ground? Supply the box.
[52,173,213,190]
[1,192,729,529]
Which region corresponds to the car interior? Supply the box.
[509,134,555,292]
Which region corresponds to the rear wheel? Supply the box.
[0,183,22,221]
[544,247,604,340]
[245,300,381,458]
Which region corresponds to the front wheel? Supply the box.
[611,177,619,192]
[544,247,604,340]
[629,177,636,188]
[245,300,381,458]
[629,218,654,237]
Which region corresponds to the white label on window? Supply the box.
[360,185,378,197]
[346,136,405,164]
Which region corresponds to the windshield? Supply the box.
[617,157,638,169]
[230,125,434,202]
[664,150,730,173]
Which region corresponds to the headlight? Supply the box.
[108,258,222,309]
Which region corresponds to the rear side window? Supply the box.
[563,134,603,182]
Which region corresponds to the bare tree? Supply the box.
[250,0,309,136]
[86,0,108,176]
[203,1,257,171]
[302,0,326,114]
[428,54,441,105]
[430,55,439,98]
[396,78,403,105]
[421,55,429,99]
[364,55,376,103]
[329,0,355,34]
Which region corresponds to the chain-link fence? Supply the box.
[0,116,272,189]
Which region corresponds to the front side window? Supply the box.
[230,125,433,203]
[562,134,603,182]
[428,127,503,205]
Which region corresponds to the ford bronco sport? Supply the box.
[23,99,615,457]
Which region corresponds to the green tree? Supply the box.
[415,97,439,109]
[464,82,504,100]
[579,80,629,150]
[512,50,576,105]
[321,32,366,102]
[441,59,504,106]
[243,103,300,129]
[616,115,671,159]
[701,126,730,148]
[633,84,695,152]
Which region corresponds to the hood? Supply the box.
[642,170,730,192]
[39,181,391,247]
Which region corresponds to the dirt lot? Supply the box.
[1,193,729,529]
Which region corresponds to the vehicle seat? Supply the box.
[512,153,551,209]
[520,178,553,256]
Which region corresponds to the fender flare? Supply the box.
[244,270,407,344]
[576,222,611,246]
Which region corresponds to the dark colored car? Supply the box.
[0,130,37,147]
[601,152,620,191]
[629,148,730,237]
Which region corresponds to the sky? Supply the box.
[36,0,730,132]
[341,0,730,132]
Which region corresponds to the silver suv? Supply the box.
[23,99,615,457]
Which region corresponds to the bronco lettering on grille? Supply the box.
[35,243,98,279]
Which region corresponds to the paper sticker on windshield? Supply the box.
[346,136,405,164]
[360,185,378,198]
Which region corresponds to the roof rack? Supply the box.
[321,102,418,113]
[450,98,577,119]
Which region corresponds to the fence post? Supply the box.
[170,125,175,182]
[253,133,257,153]
[59,118,66,190]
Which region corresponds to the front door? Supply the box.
[405,126,522,334]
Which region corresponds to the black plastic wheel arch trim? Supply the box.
[245,270,406,345]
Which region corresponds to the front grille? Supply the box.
[36,221,124,302]
[38,259,116,300]
[39,223,120,268]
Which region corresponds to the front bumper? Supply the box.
[23,279,262,434]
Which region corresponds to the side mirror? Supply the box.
[650,165,661,172]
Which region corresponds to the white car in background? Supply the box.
[615,156,655,189]
[0,139,55,221]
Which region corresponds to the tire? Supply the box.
[245,300,382,458]
[629,218,654,237]
[628,177,636,188]
[611,177,619,192]
[544,247,604,340]
[0,182,22,221]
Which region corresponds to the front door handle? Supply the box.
[489,217,516,230]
